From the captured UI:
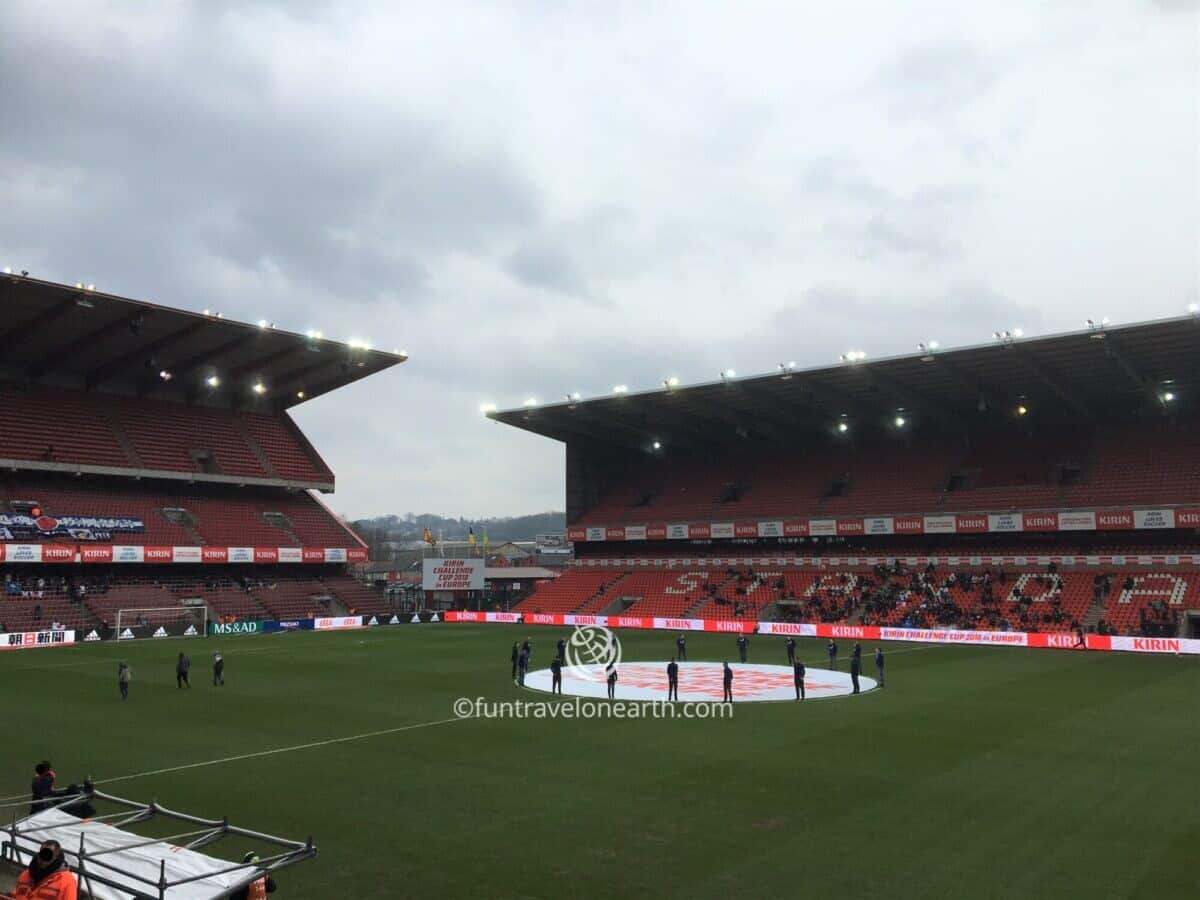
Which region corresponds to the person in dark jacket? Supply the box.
[29,762,56,815]
[118,661,131,700]
[849,652,861,695]
[550,656,563,694]
[793,660,806,701]
[176,652,190,689]
[606,663,618,699]
[676,633,687,661]
[510,642,520,679]
[827,640,838,670]
[517,648,530,686]
[785,636,796,664]
[556,637,567,662]
[874,647,884,687]
[666,658,679,701]
[722,661,733,703]
[736,633,749,663]
[213,652,225,687]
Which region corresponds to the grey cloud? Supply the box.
[504,240,591,299]
[874,41,999,122]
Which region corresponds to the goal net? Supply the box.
[113,606,208,641]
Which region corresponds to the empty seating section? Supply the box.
[116,399,265,478]
[324,575,392,617]
[616,570,724,617]
[1,475,363,549]
[240,413,332,483]
[0,386,131,468]
[574,421,1200,526]
[0,385,328,483]
[513,571,623,614]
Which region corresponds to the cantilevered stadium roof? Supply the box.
[0,273,405,408]
[491,314,1200,452]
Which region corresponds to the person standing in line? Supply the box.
[511,642,520,679]
[736,633,749,663]
[722,661,733,703]
[213,652,225,687]
[606,663,618,700]
[827,640,838,671]
[667,658,679,701]
[521,637,532,666]
[118,662,131,701]
[517,647,530,686]
[785,636,796,665]
[556,636,566,662]
[176,652,190,689]
[849,649,861,695]
[676,633,687,661]
[793,659,806,701]
[550,655,563,694]
[874,647,885,687]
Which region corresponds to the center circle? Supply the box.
[523,661,876,702]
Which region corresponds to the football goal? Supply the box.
[113,606,208,641]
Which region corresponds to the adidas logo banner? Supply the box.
[153,626,168,638]
[430,612,440,622]
[120,628,135,640]
[367,616,379,626]
[410,614,421,623]
[184,625,198,636]
[389,615,400,625]
[85,630,100,642]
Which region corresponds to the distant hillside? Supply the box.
[351,511,566,547]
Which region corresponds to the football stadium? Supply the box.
[1,269,1198,898]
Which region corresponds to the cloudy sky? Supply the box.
[1,1,1196,519]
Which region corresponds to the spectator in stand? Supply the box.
[30,762,56,815]
[33,603,42,622]
[13,840,78,900]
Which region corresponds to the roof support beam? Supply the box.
[1007,346,1093,419]
[30,310,147,380]
[0,296,77,352]
[853,366,961,430]
[85,319,211,387]
[150,332,263,394]
[1099,333,1163,408]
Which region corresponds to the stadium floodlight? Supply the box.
[720,369,736,381]
[86,283,95,291]
[837,420,849,434]
[778,361,796,380]
[613,384,629,394]
[1012,327,1023,337]
[74,282,83,289]
[894,415,906,427]
[478,402,497,414]
[252,382,266,395]
[663,376,680,389]
[297,390,306,399]
[840,350,866,363]
[1016,404,1028,416]
[158,369,172,382]
[203,308,212,316]
[257,318,269,328]
[205,374,220,388]
[1162,391,1176,403]
[523,397,538,407]
[569,392,582,401]
[1188,303,1199,315]
[1,266,9,274]
[395,349,409,359]
[652,440,662,450]
[348,338,372,350]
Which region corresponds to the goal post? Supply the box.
[113,606,208,641]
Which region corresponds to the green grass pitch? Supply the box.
[1,625,1195,899]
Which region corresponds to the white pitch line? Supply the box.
[0,715,471,803]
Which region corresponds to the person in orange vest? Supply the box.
[230,852,277,900]
[12,840,78,899]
